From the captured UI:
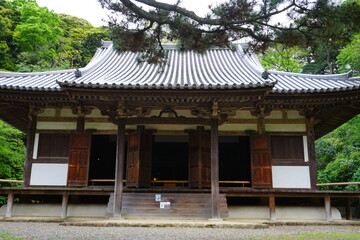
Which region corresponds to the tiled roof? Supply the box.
[1,41,360,93]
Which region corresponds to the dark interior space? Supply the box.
[219,136,251,182]
[89,135,118,182]
[152,135,188,180]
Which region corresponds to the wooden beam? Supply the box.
[125,117,211,125]
[23,115,37,187]
[5,193,14,218]
[76,116,85,132]
[345,199,352,220]
[61,193,68,219]
[210,118,221,220]
[113,119,126,218]
[306,117,318,190]
[269,194,276,221]
[324,195,332,221]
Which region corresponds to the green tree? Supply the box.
[259,44,309,72]
[99,0,360,65]
[316,115,360,190]
[12,0,63,71]
[0,1,16,71]
[337,33,360,75]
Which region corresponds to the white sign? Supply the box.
[155,194,161,202]
[160,202,171,209]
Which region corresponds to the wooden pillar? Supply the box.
[345,199,352,220]
[76,116,85,132]
[269,194,276,221]
[324,195,332,221]
[210,118,221,220]
[306,117,318,190]
[5,193,14,218]
[23,115,37,187]
[113,119,126,218]
[61,193,69,219]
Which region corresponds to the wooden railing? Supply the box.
[316,182,360,191]
[0,179,23,184]
[89,179,251,188]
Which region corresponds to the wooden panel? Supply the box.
[250,134,272,189]
[271,136,304,164]
[126,130,152,188]
[189,128,211,188]
[67,133,91,187]
[37,134,70,158]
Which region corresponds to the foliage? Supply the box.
[0,0,110,72]
[259,44,309,72]
[316,115,360,190]
[297,0,360,74]
[337,33,360,75]
[99,0,360,65]
[0,120,25,205]
[0,233,23,240]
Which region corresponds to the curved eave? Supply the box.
[268,70,360,94]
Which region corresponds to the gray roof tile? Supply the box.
[1,41,360,93]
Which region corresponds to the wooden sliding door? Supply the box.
[188,127,211,188]
[126,129,152,188]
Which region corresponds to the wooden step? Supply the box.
[106,193,228,219]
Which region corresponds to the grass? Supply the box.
[249,232,360,239]
[0,233,23,240]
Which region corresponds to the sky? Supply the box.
[36,0,226,27]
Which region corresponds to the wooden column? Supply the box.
[210,118,221,220]
[113,119,126,218]
[23,115,37,187]
[345,199,352,220]
[5,193,14,218]
[76,116,85,132]
[324,195,332,221]
[61,193,69,219]
[269,194,276,221]
[306,117,318,190]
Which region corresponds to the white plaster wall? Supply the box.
[60,108,76,117]
[265,124,306,132]
[86,109,107,118]
[30,163,68,186]
[287,110,304,119]
[233,110,257,119]
[266,111,283,119]
[37,122,76,130]
[37,108,56,117]
[228,206,341,220]
[272,166,311,189]
[32,133,39,159]
[85,122,117,131]
[219,124,257,132]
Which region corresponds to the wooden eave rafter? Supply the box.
[60,86,273,106]
[0,89,72,106]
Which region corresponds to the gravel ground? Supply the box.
[0,222,359,240]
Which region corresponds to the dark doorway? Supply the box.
[152,135,188,181]
[89,135,117,181]
[219,136,251,182]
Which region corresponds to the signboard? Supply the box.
[160,201,171,209]
[155,194,161,202]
